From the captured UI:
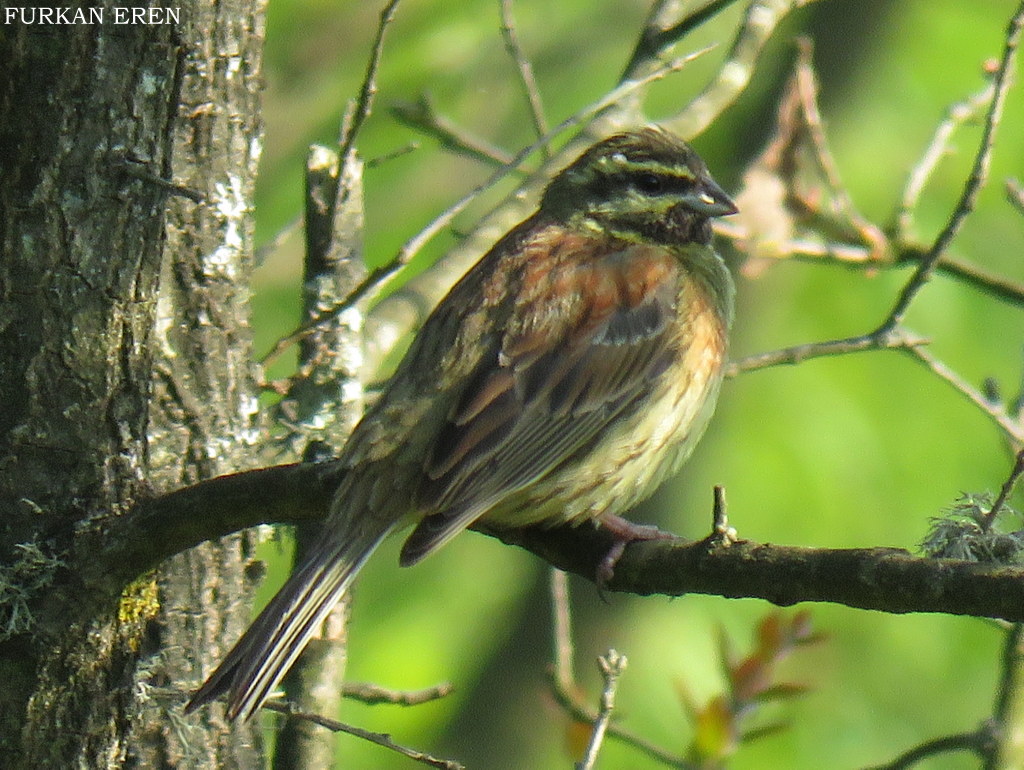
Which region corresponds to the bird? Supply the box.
[186,126,738,721]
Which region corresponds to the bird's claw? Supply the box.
[595,514,676,596]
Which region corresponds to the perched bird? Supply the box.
[186,126,737,721]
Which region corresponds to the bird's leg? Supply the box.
[595,513,676,588]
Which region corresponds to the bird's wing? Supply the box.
[400,241,685,565]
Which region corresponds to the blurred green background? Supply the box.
[248,0,1024,767]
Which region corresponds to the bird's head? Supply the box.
[540,127,737,245]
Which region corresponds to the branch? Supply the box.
[499,0,549,145]
[78,462,343,602]
[271,135,370,767]
[905,345,1024,446]
[880,2,1022,333]
[341,681,454,706]
[663,0,818,139]
[867,731,990,770]
[1008,177,1024,216]
[726,324,927,377]
[83,465,1024,626]
[576,650,628,770]
[715,223,1024,308]
[263,701,464,769]
[485,516,1024,622]
[621,0,742,81]
[989,624,1024,769]
[390,94,515,167]
[986,451,1024,531]
[892,77,997,242]
[337,0,401,159]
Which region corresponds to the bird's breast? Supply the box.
[483,267,729,529]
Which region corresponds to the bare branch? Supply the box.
[254,214,301,267]
[880,3,1023,332]
[549,658,690,768]
[664,0,820,139]
[391,95,515,166]
[576,650,628,770]
[1008,177,1024,216]
[984,451,1024,532]
[621,0,741,82]
[903,345,1024,446]
[96,467,1024,629]
[893,78,997,242]
[990,624,1024,769]
[726,324,927,377]
[489,518,1024,623]
[338,0,401,158]
[716,222,1024,307]
[867,730,990,770]
[263,701,464,769]
[499,0,549,145]
[341,681,454,706]
[730,329,1022,451]
[549,568,575,693]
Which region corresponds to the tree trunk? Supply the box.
[0,2,267,766]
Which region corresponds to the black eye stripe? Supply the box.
[616,171,696,196]
[635,172,664,193]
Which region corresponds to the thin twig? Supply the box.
[729,315,1021,446]
[263,701,464,769]
[982,450,1024,532]
[254,214,301,266]
[866,731,990,770]
[726,325,928,377]
[706,485,738,546]
[913,252,1024,307]
[576,651,628,770]
[988,624,1024,769]
[665,0,818,140]
[500,0,549,147]
[548,563,686,766]
[261,0,400,368]
[1008,177,1024,216]
[550,568,574,693]
[789,38,887,257]
[715,227,1024,308]
[621,0,742,81]
[893,79,997,242]
[880,2,1023,333]
[338,0,401,159]
[903,345,1024,445]
[342,681,454,706]
[549,671,689,767]
[365,141,421,169]
[391,95,515,166]
[994,624,1024,735]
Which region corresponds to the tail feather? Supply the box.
[185,522,389,721]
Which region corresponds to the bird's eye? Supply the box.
[634,173,665,194]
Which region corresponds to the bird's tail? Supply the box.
[185,517,389,721]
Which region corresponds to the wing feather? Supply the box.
[401,244,681,565]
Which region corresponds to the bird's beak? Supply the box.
[685,178,738,218]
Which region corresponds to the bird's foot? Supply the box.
[596,513,676,590]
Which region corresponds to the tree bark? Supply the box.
[0,2,267,766]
